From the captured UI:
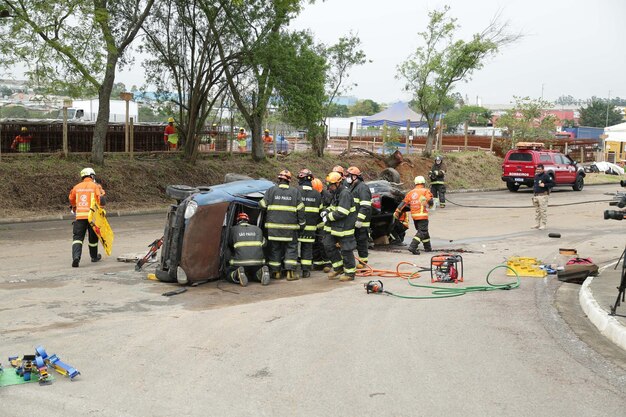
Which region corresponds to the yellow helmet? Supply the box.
[326,171,343,185]
[81,167,96,178]
[21,127,27,132]
[167,117,174,123]
[414,176,426,185]
[264,129,270,133]
[277,169,292,181]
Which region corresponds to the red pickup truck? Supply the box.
[501,142,585,192]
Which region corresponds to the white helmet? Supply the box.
[414,175,426,185]
[80,167,96,178]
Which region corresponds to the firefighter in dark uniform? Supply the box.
[322,171,357,281]
[259,170,305,281]
[311,178,332,272]
[227,212,270,286]
[297,169,322,278]
[346,166,372,268]
[429,155,446,207]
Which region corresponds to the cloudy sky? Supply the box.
[280,0,625,105]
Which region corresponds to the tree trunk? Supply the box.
[250,118,265,161]
[92,59,117,165]
[424,126,436,157]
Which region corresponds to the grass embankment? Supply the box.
[0,151,617,219]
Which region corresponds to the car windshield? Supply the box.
[508,152,533,162]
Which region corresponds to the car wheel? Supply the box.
[506,182,520,192]
[379,168,401,183]
[166,185,199,201]
[572,175,584,191]
[155,267,176,283]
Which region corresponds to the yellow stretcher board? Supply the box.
[87,194,114,256]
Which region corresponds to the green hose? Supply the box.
[384,264,520,299]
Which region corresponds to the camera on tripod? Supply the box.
[604,180,626,220]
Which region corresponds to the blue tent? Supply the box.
[361,102,427,128]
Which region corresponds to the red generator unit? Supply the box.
[430,254,464,283]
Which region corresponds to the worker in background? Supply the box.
[395,176,433,255]
[311,177,332,272]
[429,155,446,207]
[164,117,178,151]
[259,170,305,281]
[322,171,357,282]
[263,129,273,143]
[346,166,372,268]
[226,212,270,287]
[68,168,106,267]
[11,127,32,152]
[531,164,554,230]
[209,123,217,151]
[237,128,248,153]
[297,169,322,278]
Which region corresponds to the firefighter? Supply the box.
[227,212,270,286]
[164,117,178,151]
[236,128,247,153]
[322,171,357,281]
[429,155,446,207]
[346,166,372,268]
[11,127,32,153]
[395,175,433,255]
[311,177,332,272]
[68,168,106,267]
[332,165,346,179]
[389,210,409,246]
[297,169,322,278]
[259,170,305,281]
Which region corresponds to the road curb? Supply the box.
[579,275,626,352]
[0,208,169,225]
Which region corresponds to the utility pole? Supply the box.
[541,83,545,100]
[605,90,611,127]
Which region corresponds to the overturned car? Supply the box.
[155,178,405,285]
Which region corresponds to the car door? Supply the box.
[561,154,577,183]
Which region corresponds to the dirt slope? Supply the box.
[0,151,503,218]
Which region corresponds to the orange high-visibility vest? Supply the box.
[69,178,104,220]
[402,185,433,220]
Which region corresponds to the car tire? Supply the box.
[166,185,199,201]
[224,173,253,183]
[572,175,584,191]
[379,168,401,183]
[155,267,176,283]
[506,182,520,192]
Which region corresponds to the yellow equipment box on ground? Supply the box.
[506,256,546,278]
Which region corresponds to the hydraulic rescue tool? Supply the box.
[430,254,464,283]
[136,237,164,271]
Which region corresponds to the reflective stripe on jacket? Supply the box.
[349,180,372,227]
[395,185,433,220]
[229,222,265,266]
[259,184,305,241]
[69,178,103,220]
[298,185,322,243]
[325,187,357,237]
[429,162,446,185]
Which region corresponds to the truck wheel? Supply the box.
[166,185,199,202]
[379,168,401,183]
[155,267,176,283]
[224,173,253,183]
[572,175,584,191]
[506,182,520,192]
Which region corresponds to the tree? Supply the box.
[496,97,557,150]
[0,0,155,165]
[272,31,327,150]
[444,105,492,132]
[326,102,349,117]
[579,100,623,127]
[397,6,519,155]
[142,0,227,163]
[208,0,305,161]
[349,99,381,116]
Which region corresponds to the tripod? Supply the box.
[610,246,626,316]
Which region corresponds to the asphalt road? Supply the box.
[1,184,626,416]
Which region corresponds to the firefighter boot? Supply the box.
[339,273,355,282]
[301,270,311,278]
[258,266,271,286]
[323,265,332,273]
[272,271,282,280]
[237,267,248,287]
[91,254,102,263]
[408,239,420,255]
[423,242,433,253]
[328,269,343,280]
[286,270,299,281]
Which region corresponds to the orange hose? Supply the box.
[356,258,424,279]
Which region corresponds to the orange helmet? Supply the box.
[347,166,361,176]
[298,168,313,180]
[277,169,292,181]
[236,212,250,223]
[311,178,324,193]
[332,165,345,175]
[326,171,343,185]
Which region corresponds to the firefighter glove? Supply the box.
[355,220,363,228]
